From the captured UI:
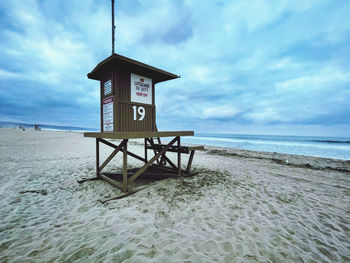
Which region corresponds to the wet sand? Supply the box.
[0,128,349,262]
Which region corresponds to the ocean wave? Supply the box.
[313,140,350,144]
[189,136,350,150]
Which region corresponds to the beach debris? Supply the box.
[98,186,149,204]
[208,149,350,173]
[77,177,100,183]
[19,189,48,195]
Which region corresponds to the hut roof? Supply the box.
[87,53,179,83]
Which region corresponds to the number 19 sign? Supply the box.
[132,106,145,121]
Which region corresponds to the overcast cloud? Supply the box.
[0,0,349,136]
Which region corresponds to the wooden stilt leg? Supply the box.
[186,150,195,174]
[177,136,181,177]
[148,137,167,166]
[97,140,125,173]
[96,138,100,177]
[98,149,119,173]
[122,139,128,192]
[144,138,148,165]
[150,138,160,165]
[157,137,168,166]
[128,137,178,184]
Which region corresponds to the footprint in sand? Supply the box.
[154,210,174,228]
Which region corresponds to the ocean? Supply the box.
[182,133,350,160]
[1,122,349,160]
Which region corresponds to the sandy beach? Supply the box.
[0,128,349,262]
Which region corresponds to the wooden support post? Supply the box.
[148,137,167,166]
[99,138,119,149]
[148,137,178,170]
[157,137,167,166]
[100,173,124,191]
[98,140,125,173]
[122,139,128,192]
[150,138,160,164]
[177,136,181,177]
[96,138,100,177]
[99,149,119,173]
[161,155,177,170]
[186,150,195,174]
[128,137,178,184]
[127,151,146,163]
[144,138,148,164]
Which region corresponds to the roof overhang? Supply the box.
[87,53,179,83]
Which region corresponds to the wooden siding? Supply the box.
[113,70,130,102]
[116,101,155,132]
[99,69,157,132]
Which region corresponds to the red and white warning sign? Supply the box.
[130,73,152,105]
[103,96,113,132]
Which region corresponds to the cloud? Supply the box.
[0,69,21,79]
[243,65,350,124]
[275,67,350,94]
[202,105,242,120]
[0,0,350,136]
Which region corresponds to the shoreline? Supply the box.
[1,128,349,262]
[2,127,350,161]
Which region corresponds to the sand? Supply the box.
[0,128,349,262]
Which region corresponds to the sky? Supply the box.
[0,0,350,136]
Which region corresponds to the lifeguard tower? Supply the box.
[81,1,203,194]
[86,53,178,133]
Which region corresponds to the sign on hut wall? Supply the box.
[104,79,112,95]
[130,73,152,105]
[103,96,114,131]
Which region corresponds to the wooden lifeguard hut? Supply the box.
[87,53,179,133]
[81,1,203,195]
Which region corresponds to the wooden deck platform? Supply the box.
[84,131,194,139]
[81,131,203,193]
